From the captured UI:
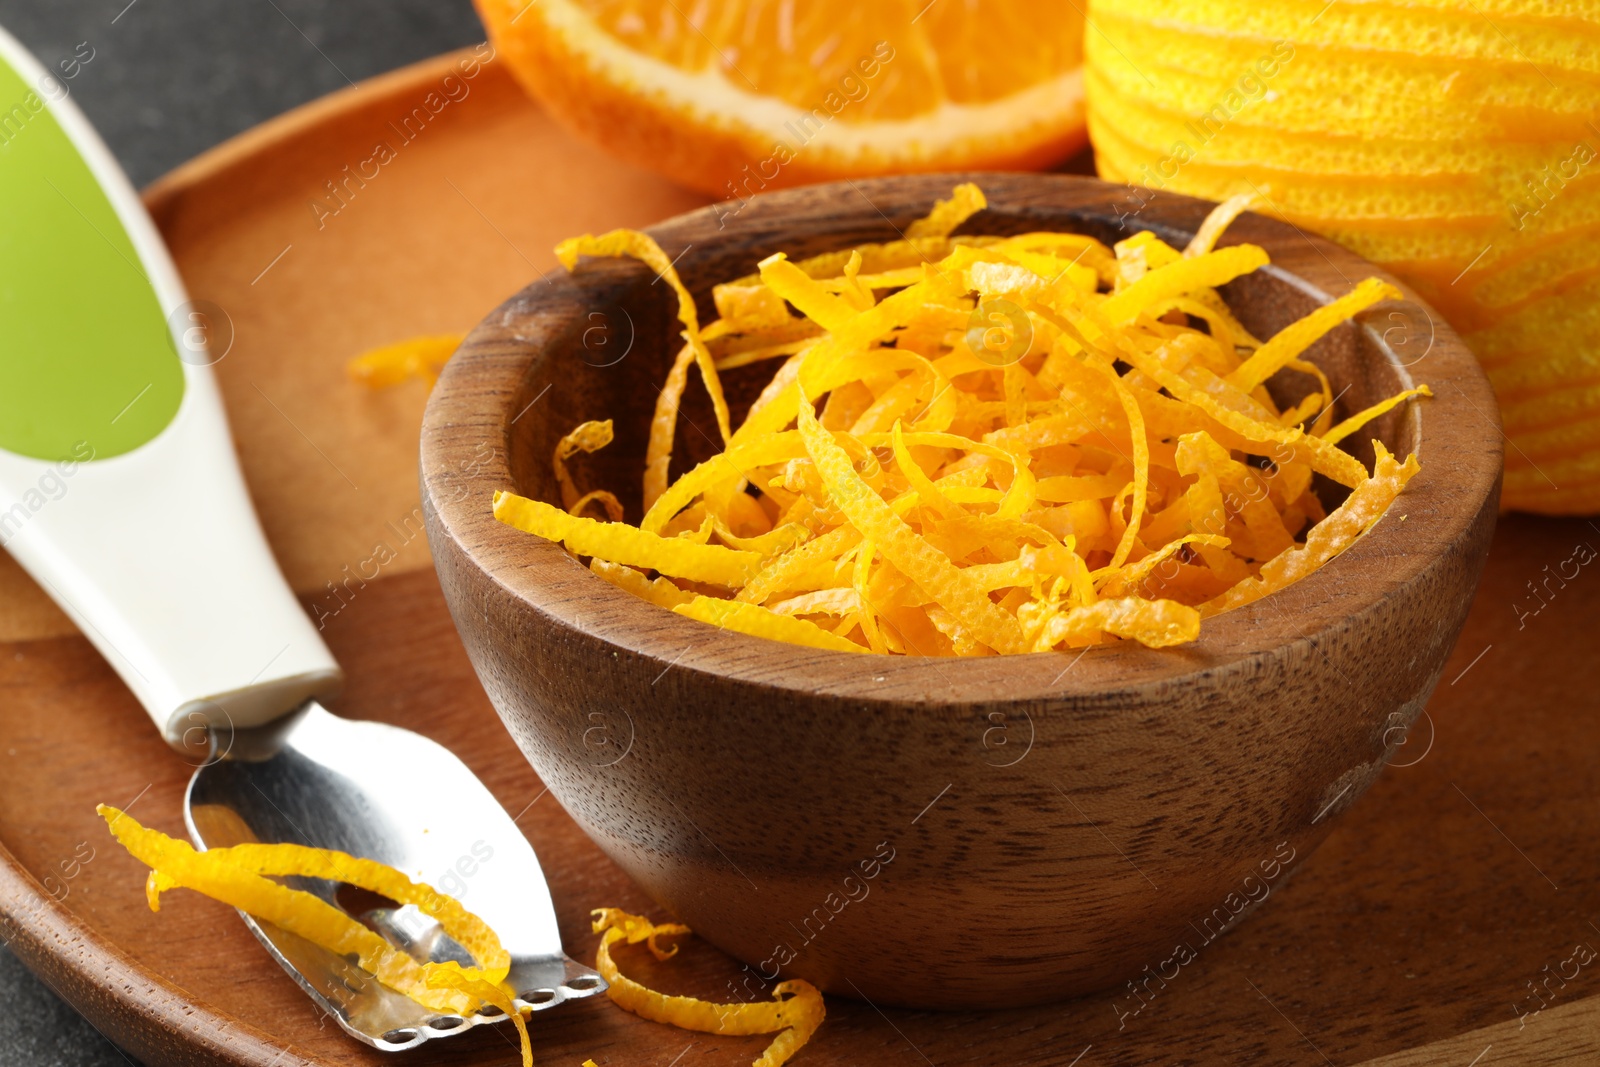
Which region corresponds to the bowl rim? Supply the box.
[420,171,1503,705]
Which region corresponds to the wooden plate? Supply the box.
[1,48,1597,1067]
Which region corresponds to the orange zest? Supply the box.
[554,420,625,520]
[347,334,464,388]
[494,185,1426,656]
[591,908,825,1067]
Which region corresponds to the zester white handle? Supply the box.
[0,370,344,749]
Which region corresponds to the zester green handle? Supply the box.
[0,49,183,460]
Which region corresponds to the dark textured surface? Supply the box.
[0,3,484,1063]
[0,0,483,188]
[0,952,140,1067]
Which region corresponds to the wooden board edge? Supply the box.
[0,836,294,1067]
[1354,994,1600,1066]
[140,45,490,222]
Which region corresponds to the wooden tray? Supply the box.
[2,48,1597,1067]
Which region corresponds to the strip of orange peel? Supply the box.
[591,908,825,1067]
[674,594,867,653]
[557,229,733,443]
[554,419,616,513]
[495,490,761,587]
[1199,443,1420,616]
[904,182,987,240]
[346,334,464,388]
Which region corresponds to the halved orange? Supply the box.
[475,0,1087,198]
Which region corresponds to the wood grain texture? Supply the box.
[1,49,1595,1067]
[422,172,1502,1009]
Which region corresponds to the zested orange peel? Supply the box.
[495,183,1430,657]
[1084,0,1600,514]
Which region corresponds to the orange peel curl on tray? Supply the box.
[347,333,464,388]
[591,908,825,1067]
[489,182,1427,656]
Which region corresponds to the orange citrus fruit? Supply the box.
[474,0,1087,200]
[1085,0,1600,514]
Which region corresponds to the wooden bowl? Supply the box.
[420,173,1500,1010]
